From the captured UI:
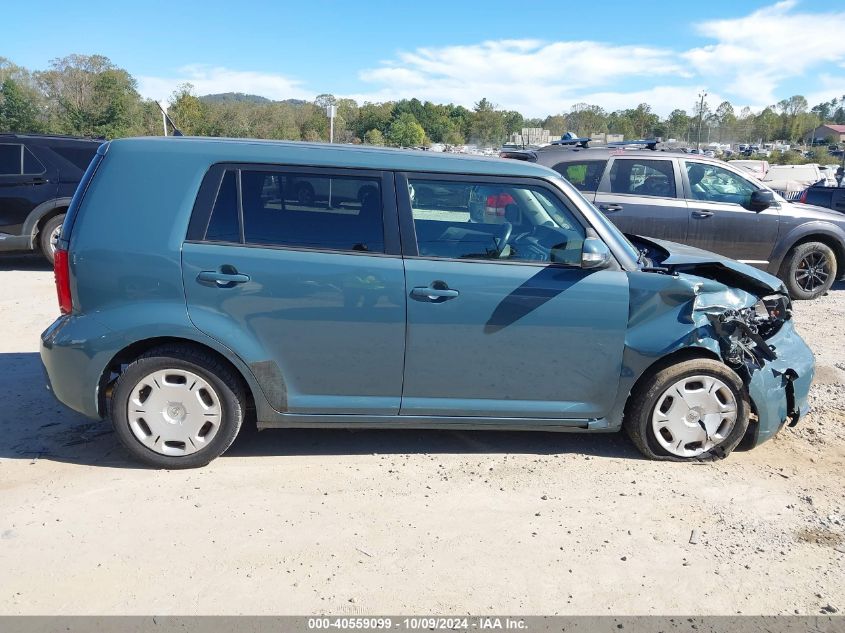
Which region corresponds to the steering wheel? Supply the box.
[493,222,513,257]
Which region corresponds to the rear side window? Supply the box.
[201,168,385,254]
[205,171,240,242]
[23,148,45,174]
[0,144,46,175]
[608,159,676,198]
[0,144,22,175]
[553,160,606,192]
[50,145,98,170]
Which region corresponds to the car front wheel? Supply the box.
[109,345,245,468]
[623,358,750,461]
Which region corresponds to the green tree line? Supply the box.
[2,54,844,147]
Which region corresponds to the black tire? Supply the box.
[623,358,750,462]
[296,182,315,205]
[108,345,245,469]
[39,214,65,265]
[779,241,837,300]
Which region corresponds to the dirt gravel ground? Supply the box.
[0,254,843,615]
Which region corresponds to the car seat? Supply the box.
[687,163,707,197]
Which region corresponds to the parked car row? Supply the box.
[38,137,814,467]
[503,144,845,300]
[800,184,845,213]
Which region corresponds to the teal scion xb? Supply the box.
[40,137,815,468]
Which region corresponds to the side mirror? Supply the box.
[749,189,776,211]
[579,237,613,269]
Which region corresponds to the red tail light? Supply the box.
[799,189,807,203]
[53,249,72,315]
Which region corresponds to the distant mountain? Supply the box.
[200,92,272,104]
[199,93,309,107]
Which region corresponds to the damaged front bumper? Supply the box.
[744,318,814,447]
[696,291,815,448]
[623,236,816,451]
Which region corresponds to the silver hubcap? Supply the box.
[651,374,738,457]
[49,223,62,254]
[127,369,222,456]
[795,251,830,292]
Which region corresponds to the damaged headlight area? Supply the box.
[706,294,793,375]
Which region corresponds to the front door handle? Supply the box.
[410,282,459,302]
[692,210,714,219]
[197,269,250,286]
[599,203,623,213]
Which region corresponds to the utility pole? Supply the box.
[326,105,337,143]
[159,101,168,136]
[697,92,707,150]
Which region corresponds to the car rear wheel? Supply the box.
[780,241,837,300]
[39,214,65,265]
[109,345,245,468]
[623,358,749,461]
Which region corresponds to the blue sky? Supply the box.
[3,0,844,116]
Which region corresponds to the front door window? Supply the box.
[408,178,585,266]
[685,161,757,208]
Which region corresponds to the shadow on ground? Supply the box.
[0,254,52,272]
[0,352,640,468]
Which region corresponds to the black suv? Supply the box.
[0,134,102,263]
[504,144,845,299]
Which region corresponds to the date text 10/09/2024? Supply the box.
[307,617,528,630]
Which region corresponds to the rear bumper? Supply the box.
[746,319,814,447]
[40,315,110,420]
[0,233,32,252]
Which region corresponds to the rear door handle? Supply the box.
[691,210,714,219]
[599,203,623,213]
[197,270,250,286]
[410,284,459,302]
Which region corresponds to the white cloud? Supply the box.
[684,0,845,103]
[136,2,845,117]
[349,1,845,116]
[137,65,313,103]
[801,74,845,110]
[353,39,686,116]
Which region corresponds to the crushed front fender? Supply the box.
[745,318,815,447]
[609,268,815,451]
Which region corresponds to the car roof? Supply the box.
[107,136,563,178]
[532,146,725,166]
[0,133,104,146]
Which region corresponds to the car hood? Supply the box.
[628,235,786,295]
[783,201,845,220]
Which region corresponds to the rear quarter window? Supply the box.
[49,145,99,171]
[552,160,607,192]
[0,144,22,175]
